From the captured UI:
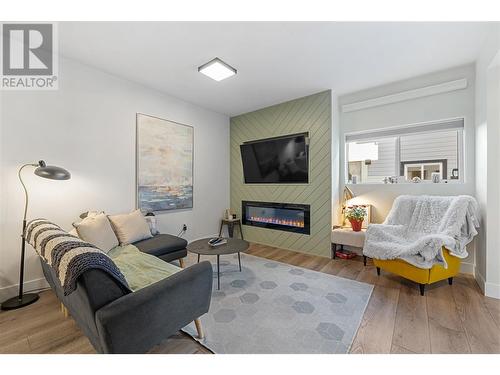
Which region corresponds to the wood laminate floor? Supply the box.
[1,243,499,354]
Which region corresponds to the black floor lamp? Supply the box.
[1,160,71,311]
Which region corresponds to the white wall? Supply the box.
[338,64,476,273]
[0,57,230,300]
[331,93,341,226]
[475,23,500,298]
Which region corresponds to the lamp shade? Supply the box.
[34,160,71,180]
[343,186,354,201]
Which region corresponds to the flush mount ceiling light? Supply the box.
[198,57,237,81]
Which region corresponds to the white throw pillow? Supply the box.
[108,209,153,245]
[74,213,119,252]
[72,210,101,228]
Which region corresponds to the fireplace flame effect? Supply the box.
[249,216,304,228]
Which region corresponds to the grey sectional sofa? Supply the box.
[41,233,213,353]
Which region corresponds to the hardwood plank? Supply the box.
[355,264,380,285]
[0,337,31,354]
[390,343,416,354]
[264,247,289,261]
[376,273,405,290]
[295,254,331,272]
[273,249,305,264]
[276,252,311,268]
[319,259,348,276]
[0,306,63,348]
[1,242,497,354]
[27,318,87,353]
[247,244,281,259]
[336,260,363,280]
[392,283,431,353]
[50,335,95,354]
[350,285,399,354]
[426,281,470,353]
[355,264,402,290]
[0,291,57,324]
[452,276,500,353]
[149,332,211,354]
[484,296,500,329]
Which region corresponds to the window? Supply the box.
[345,119,464,184]
[347,137,397,183]
[402,161,444,180]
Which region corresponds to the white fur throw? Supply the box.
[363,195,480,269]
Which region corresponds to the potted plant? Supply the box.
[345,205,366,232]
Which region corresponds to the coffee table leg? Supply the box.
[238,220,244,240]
[238,252,242,272]
[197,254,200,263]
[217,254,220,290]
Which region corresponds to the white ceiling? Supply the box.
[59,22,493,116]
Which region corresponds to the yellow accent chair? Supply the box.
[371,246,461,296]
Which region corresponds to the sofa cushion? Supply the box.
[133,234,188,257]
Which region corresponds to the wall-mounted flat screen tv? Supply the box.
[240,133,309,184]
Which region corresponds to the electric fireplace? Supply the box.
[242,200,310,235]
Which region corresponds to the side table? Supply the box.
[219,218,244,239]
[331,227,368,265]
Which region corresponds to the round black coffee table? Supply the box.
[187,238,249,290]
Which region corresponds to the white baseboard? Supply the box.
[484,283,500,299]
[191,233,220,242]
[0,277,49,302]
[475,270,486,294]
[473,271,500,299]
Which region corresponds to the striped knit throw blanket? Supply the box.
[26,219,130,296]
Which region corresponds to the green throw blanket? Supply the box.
[108,245,181,291]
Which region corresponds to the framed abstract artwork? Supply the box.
[136,113,194,212]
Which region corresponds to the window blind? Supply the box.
[345,118,464,142]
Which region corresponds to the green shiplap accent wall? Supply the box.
[230,91,332,257]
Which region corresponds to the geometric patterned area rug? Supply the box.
[183,253,373,353]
